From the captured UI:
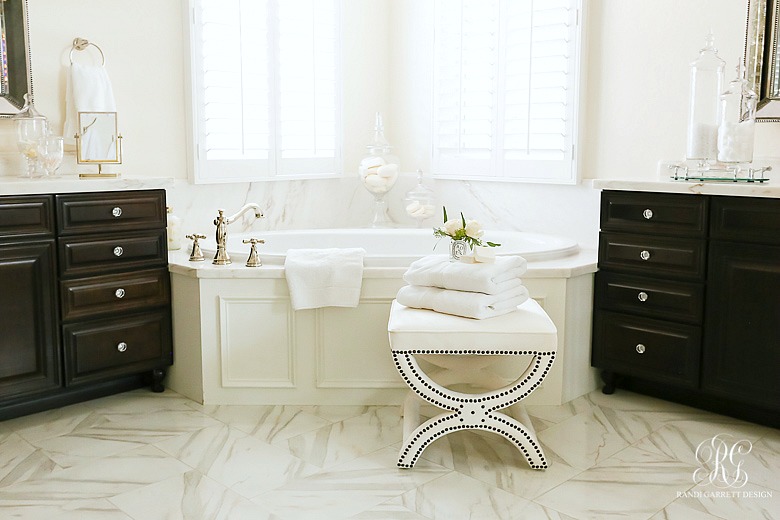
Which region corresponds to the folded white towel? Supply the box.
[64,63,117,146]
[403,254,527,294]
[284,248,365,310]
[396,284,530,320]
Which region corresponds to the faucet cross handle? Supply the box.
[186,233,207,262]
[242,238,265,267]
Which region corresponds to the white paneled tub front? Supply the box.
[167,228,598,406]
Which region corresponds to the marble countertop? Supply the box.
[593,179,780,198]
[168,248,598,280]
[0,175,175,195]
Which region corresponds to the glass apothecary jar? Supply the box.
[686,32,725,164]
[404,169,436,227]
[359,112,400,227]
[717,68,757,164]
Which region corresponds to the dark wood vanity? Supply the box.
[592,189,780,428]
[0,189,172,420]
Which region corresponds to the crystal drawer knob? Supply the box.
[115,288,126,299]
[117,342,128,353]
[112,207,123,218]
[637,291,648,302]
[113,246,124,257]
[643,208,653,220]
[636,343,646,354]
[640,250,651,261]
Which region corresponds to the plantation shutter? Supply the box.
[193,0,340,182]
[433,0,580,183]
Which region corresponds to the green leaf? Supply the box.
[442,206,448,223]
[486,241,501,247]
[460,212,466,228]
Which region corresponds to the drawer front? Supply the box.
[595,272,704,324]
[593,311,700,387]
[61,268,170,322]
[598,233,706,280]
[601,191,707,237]
[62,311,172,385]
[710,196,780,245]
[0,195,54,238]
[59,229,167,277]
[56,190,166,235]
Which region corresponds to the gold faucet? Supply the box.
[213,203,264,265]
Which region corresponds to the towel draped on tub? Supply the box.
[284,248,366,310]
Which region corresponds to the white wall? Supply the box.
[0,0,777,251]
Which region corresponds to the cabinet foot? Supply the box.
[151,369,166,393]
[601,370,617,395]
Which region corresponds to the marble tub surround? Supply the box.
[0,388,777,519]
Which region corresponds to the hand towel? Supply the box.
[63,62,117,146]
[403,254,527,294]
[284,248,365,310]
[396,283,530,320]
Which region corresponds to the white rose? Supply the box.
[442,218,462,235]
[465,220,484,239]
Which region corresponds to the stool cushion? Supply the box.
[388,298,557,353]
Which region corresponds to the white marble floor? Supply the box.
[0,388,777,520]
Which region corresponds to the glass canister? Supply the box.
[717,67,757,164]
[404,169,436,227]
[166,207,182,250]
[359,112,400,227]
[686,32,725,163]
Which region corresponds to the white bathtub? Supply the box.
[208,228,579,267]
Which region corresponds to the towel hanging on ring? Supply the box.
[63,38,116,147]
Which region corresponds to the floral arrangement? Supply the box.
[433,207,500,249]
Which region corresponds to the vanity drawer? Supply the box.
[60,268,170,322]
[593,311,700,387]
[601,191,707,237]
[598,232,706,280]
[710,196,780,245]
[595,272,704,324]
[56,190,166,235]
[0,195,54,238]
[62,311,172,386]
[59,229,167,277]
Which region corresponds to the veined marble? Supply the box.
[0,388,777,519]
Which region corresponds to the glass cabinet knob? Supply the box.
[642,208,653,220]
[637,291,648,302]
[640,250,651,261]
[113,246,124,257]
[117,342,128,353]
[635,343,646,354]
[115,288,126,299]
[112,207,123,218]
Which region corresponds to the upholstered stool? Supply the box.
[388,298,557,469]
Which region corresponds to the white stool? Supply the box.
[388,299,557,469]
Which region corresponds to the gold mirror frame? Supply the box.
[75,111,123,178]
[745,0,780,121]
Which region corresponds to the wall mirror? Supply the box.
[75,111,122,177]
[745,0,780,121]
[0,0,32,117]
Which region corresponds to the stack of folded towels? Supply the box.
[396,254,529,320]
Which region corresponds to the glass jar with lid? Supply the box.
[404,169,436,227]
[359,112,400,227]
[717,66,757,164]
[686,32,725,164]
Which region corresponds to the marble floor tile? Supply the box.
[110,469,278,520]
[0,498,135,520]
[534,444,699,520]
[536,406,631,470]
[349,496,433,519]
[285,406,403,469]
[3,403,101,444]
[649,499,737,520]
[672,482,779,520]
[0,432,60,488]
[155,423,320,499]
[194,404,332,444]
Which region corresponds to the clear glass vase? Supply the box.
[359,113,399,228]
[686,32,725,165]
[717,66,757,164]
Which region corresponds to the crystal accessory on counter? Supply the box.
[404,169,437,227]
[686,32,725,164]
[166,207,182,250]
[12,95,49,178]
[717,65,757,164]
[667,163,770,183]
[37,136,64,177]
[359,112,399,228]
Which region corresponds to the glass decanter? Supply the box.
[404,169,436,227]
[359,113,400,228]
[686,32,725,165]
[717,65,757,165]
[13,96,48,178]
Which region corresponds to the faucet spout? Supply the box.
[212,203,265,265]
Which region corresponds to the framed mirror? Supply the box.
[75,111,122,177]
[745,0,780,121]
[0,0,32,117]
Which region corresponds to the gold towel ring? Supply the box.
[69,37,106,66]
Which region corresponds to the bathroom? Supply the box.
[0,0,779,518]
